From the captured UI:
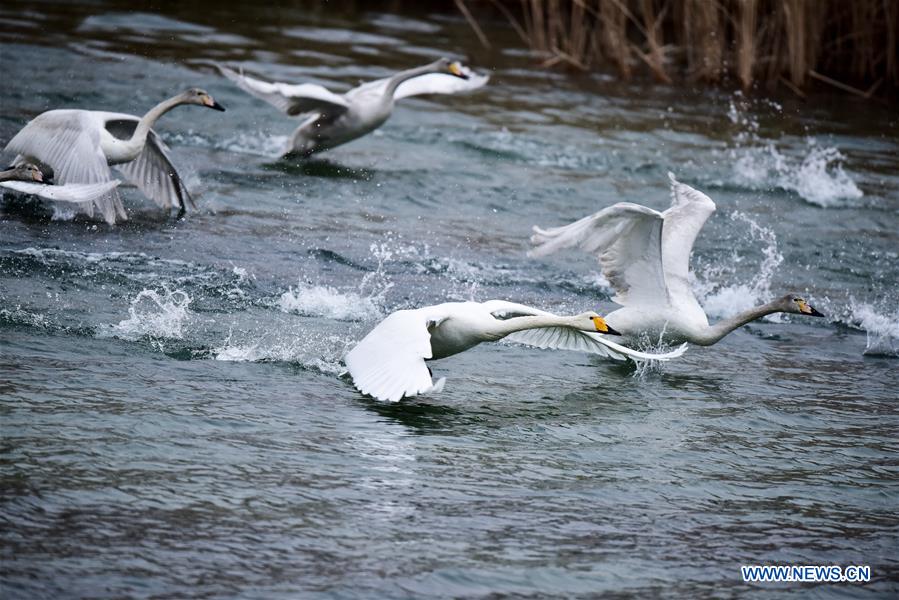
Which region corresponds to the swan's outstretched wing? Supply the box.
[530,203,668,306]
[104,116,192,211]
[349,64,489,102]
[0,180,119,204]
[660,173,716,307]
[506,327,687,361]
[4,109,124,223]
[345,308,448,402]
[482,300,686,362]
[217,65,349,117]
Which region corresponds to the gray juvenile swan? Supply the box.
[218,58,488,157]
[3,88,225,224]
[345,300,687,402]
[530,174,825,346]
[1,162,119,208]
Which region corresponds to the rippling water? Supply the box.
[2,2,898,598]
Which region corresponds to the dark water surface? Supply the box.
[1,2,898,598]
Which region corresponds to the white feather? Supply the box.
[0,179,120,204]
[348,65,489,102]
[216,65,350,117]
[4,110,124,223]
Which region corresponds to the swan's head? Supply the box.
[434,58,470,80]
[576,311,621,335]
[780,294,824,317]
[5,163,43,182]
[180,88,226,111]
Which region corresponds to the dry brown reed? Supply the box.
[460,0,898,98]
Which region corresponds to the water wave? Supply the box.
[456,128,608,172]
[10,247,255,306]
[14,247,186,265]
[162,129,290,158]
[213,326,351,375]
[0,306,53,330]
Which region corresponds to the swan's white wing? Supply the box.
[482,299,556,318]
[530,203,668,306]
[345,308,448,402]
[104,116,192,211]
[661,173,716,306]
[217,65,349,117]
[505,328,687,362]
[481,300,686,362]
[4,110,123,224]
[483,300,623,356]
[349,65,489,102]
[504,326,627,360]
[0,180,119,204]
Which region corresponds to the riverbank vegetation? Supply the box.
[457,0,897,100]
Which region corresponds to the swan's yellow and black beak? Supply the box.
[592,316,621,335]
[202,94,226,112]
[797,299,824,317]
[448,61,469,80]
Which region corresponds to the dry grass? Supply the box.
[460,0,897,97]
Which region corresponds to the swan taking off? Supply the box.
[530,173,824,346]
[2,88,225,224]
[344,300,687,402]
[218,58,488,157]
[1,162,120,207]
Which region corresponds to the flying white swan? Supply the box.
[0,162,120,207]
[217,58,488,157]
[2,88,225,224]
[344,300,688,402]
[530,173,824,346]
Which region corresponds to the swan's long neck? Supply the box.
[489,314,577,340]
[118,95,184,160]
[0,168,21,182]
[383,63,439,99]
[694,300,782,345]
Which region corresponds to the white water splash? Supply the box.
[221,132,290,157]
[100,287,192,350]
[849,301,899,357]
[278,283,383,320]
[693,212,784,320]
[726,96,863,207]
[278,242,399,320]
[213,327,352,375]
[732,141,863,207]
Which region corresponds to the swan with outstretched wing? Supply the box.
[344,300,687,402]
[2,88,225,224]
[218,58,488,157]
[530,173,824,346]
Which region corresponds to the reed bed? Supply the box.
[463,0,897,97]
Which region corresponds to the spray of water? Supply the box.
[725,96,863,207]
[692,211,784,320]
[847,300,899,357]
[100,286,192,351]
